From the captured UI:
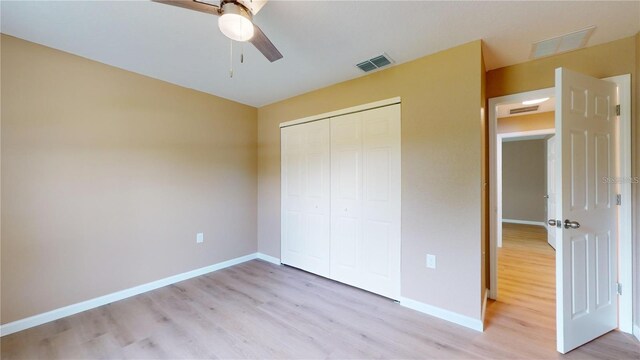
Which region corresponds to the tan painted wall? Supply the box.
[502,140,547,222]
[486,36,637,98]
[487,34,638,322]
[498,112,553,223]
[1,35,258,324]
[258,41,485,319]
[497,112,554,134]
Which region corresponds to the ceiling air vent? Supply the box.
[531,26,596,59]
[356,53,394,72]
[510,105,539,115]
[356,60,378,72]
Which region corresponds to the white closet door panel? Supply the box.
[281,119,331,277]
[360,104,401,298]
[330,113,363,285]
[285,211,303,253]
[362,220,391,276]
[330,104,401,299]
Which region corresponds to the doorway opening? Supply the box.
[494,97,558,339]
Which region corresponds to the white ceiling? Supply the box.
[2,1,639,107]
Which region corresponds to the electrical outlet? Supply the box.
[426,254,436,269]
[196,233,204,243]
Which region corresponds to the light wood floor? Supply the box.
[2,226,639,359]
[493,223,556,329]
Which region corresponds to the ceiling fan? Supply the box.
[153,0,283,62]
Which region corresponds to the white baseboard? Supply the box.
[399,296,484,332]
[488,287,497,300]
[256,253,281,265]
[634,324,640,342]
[502,219,546,227]
[0,252,263,337]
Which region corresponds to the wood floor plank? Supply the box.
[2,225,639,359]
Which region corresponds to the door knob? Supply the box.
[548,219,557,226]
[564,219,580,229]
[544,194,550,199]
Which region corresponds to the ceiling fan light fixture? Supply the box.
[218,2,254,42]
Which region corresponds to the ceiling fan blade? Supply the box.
[250,24,283,62]
[152,0,219,15]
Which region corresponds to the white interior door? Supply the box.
[330,104,401,299]
[546,135,556,249]
[555,68,618,353]
[281,119,331,277]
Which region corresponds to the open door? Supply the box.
[554,68,619,353]
[546,135,556,249]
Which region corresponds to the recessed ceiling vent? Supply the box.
[510,105,539,115]
[530,26,596,59]
[356,53,394,72]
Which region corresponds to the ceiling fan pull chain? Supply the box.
[241,42,244,64]
[229,38,233,78]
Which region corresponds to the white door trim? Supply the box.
[606,74,633,333]
[279,97,401,128]
[487,75,632,335]
[496,128,555,249]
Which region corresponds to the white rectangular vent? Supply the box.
[510,105,539,115]
[531,26,595,59]
[356,53,394,72]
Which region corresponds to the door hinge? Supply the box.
[616,194,622,206]
[616,283,622,295]
[615,104,620,116]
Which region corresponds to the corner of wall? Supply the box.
[634,30,640,332]
[480,39,489,301]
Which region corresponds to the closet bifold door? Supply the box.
[330,104,401,300]
[281,119,331,278]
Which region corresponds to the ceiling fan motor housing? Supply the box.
[218,0,254,41]
[220,0,253,19]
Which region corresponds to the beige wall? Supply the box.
[487,34,638,327]
[498,113,553,223]
[502,140,546,222]
[258,41,485,319]
[497,112,554,134]
[1,35,258,324]
[486,36,637,98]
